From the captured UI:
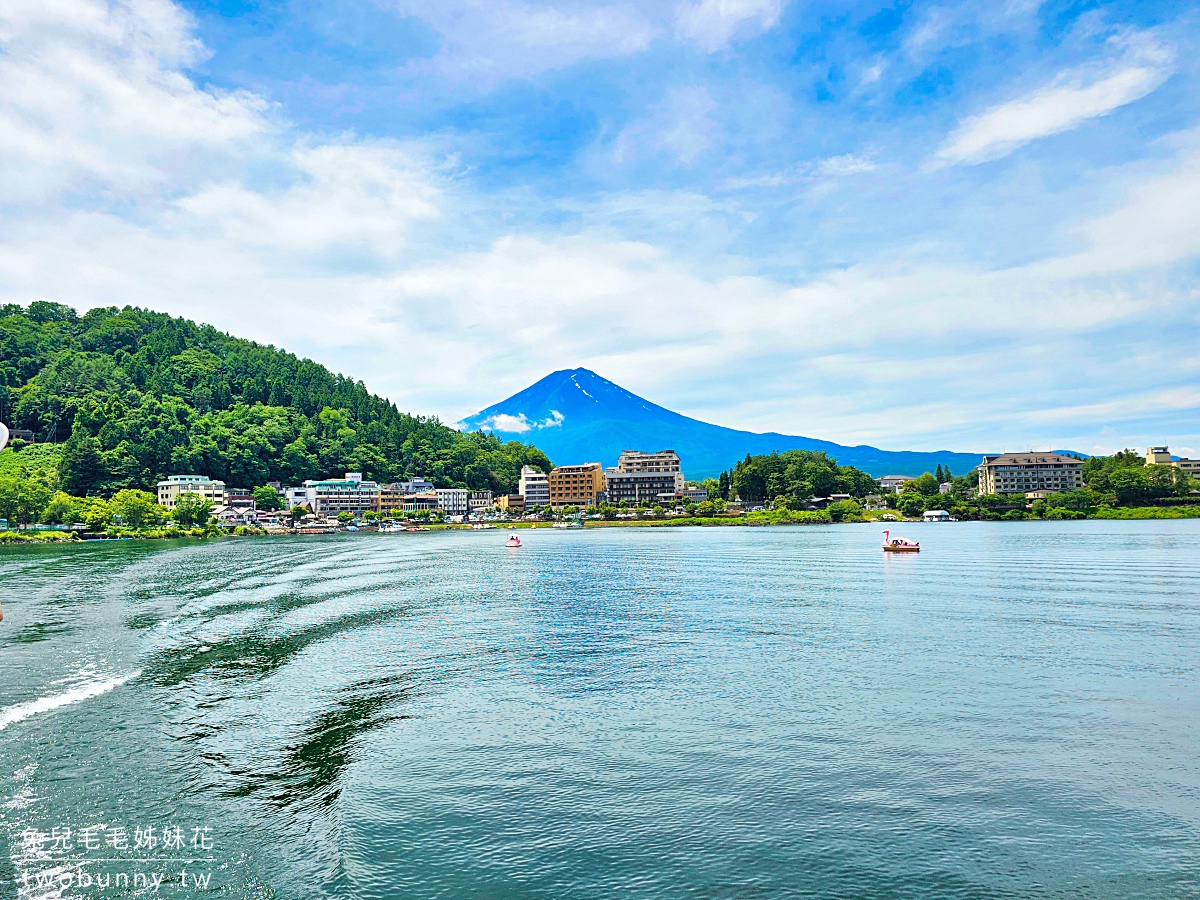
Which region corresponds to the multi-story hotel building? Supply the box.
[616,450,685,491]
[518,466,550,507]
[157,475,227,510]
[549,463,606,508]
[977,453,1084,496]
[435,488,469,517]
[604,469,679,505]
[1147,446,1200,478]
[605,449,685,505]
[303,472,381,516]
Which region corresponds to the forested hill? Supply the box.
[0,302,551,495]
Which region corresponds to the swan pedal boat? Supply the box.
[506,533,522,548]
[882,529,919,552]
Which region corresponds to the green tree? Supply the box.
[290,505,308,522]
[827,498,863,522]
[337,511,354,524]
[108,489,165,528]
[0,476,53,525]
[717,470,731,500]
[911,473,940,496]
[896,492,927,518]
[252,485,284,511]
[58,429,106,495]
[173,492,212,527]
[696,500,715,516]
[42,491,82,524]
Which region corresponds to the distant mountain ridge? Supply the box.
[462,368,988,480]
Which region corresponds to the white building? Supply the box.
[518,466,550,506]
[158,475,226,510]
[469,491,494,515]
[303,472,381,516]
[923,509,951,522]
[283,486,309,509]
[435,488,468,516]
[878,475,914,493]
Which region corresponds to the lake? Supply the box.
[2,521,1198,898]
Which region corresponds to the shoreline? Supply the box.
[4,505,1200,546]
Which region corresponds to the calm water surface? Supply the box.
[1,522,1198,898]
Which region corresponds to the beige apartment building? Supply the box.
[977,453,1084,495]
[548,463,606,508]
[157,475,227,509]
[495,494,526,514]
[1146,446,1200,477]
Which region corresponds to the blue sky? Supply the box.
[1,0,1198,456]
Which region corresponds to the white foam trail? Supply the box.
[0,671,141,732]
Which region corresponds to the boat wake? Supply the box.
[0,670,141,732]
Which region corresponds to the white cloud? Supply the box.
[392,1,660,83]
[1052,140,1200,275]
[176,144,439,258]
[676,0,784,52]
[474,410,565,433]
[614,86,719,166]
[933,40,1172,167]
[479,413,533,433]
[0,0,267,202]
[724,154,876,189]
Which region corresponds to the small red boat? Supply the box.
[882,529,919,552]
[506,532,522,548]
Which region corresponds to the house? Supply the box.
[879,475,914,492]
[806,494,851,510]
[211,504,257,527]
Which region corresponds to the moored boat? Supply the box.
[882,529,919,552]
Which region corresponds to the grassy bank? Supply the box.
[1092,505,1200,519]
[0,530,77,544]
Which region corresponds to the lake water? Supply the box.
[1,522,1199,899]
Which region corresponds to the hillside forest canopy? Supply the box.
[0,302,551,498]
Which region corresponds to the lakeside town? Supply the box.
[4,441,1198,540]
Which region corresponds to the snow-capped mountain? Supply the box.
[460,368,986,480]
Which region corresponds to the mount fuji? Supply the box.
[461,369,986,480]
